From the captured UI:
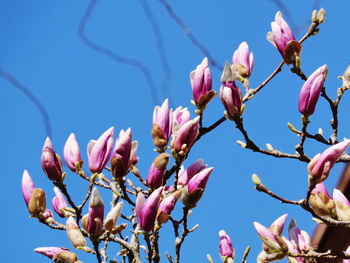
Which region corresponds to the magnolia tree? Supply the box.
[21,7,350,263]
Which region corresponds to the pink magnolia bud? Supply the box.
[34,247,70,259]
[308,140,350,183]
[111,128,136,178]
[310,183,335,217]
[178,159,207,186]
[288,219,310,253]
[41,137,63,181]
[283,237,303,263]
[219,230,235,260]
[298,65,327,116]
[333,189,350,221]
[35,247,79,263]
[172,106,190,135]
[66,216,86,248]
[52,187,69,218]
[269,214,288,236]
[172,116,200,155]
[157,190,181,224]
[64,133,82,172]
[190,57,212,104]
[88,188,104,237]
[87,127,114,174]
[152,99,173,149]
[136,187,163,232]
[42,209,53,220]
[232,42,254,78]
[181,167,213,207]
[22,169,35,206]
[267,11,301,66]
[253,221,281,251]
[147,153,170,189]
[220,81,243,116]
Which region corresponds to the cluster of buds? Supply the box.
[267,11,301,67]
[254,215,312,262]
[219,230,235,263]
[308,140,350,184]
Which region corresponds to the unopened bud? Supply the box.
[66,216,86,248]
[266,143,273,152]
[28,188,46,216]
[287,122,299,134]
[317,8,326,24]
[252,174,261,186]
[104,201,123,231]
[236,140,246,148]
[311,10,318,23]
[52,251,79,263]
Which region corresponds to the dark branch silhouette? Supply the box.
[78,0,160,105]
[139,0,173,103]
[0,67,52,137]
[157,0,223,72]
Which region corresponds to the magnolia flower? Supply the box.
[147,153,170,189]
[41,137,63,181]
[219,230,235,262]
[87,127,114,174]
[63,133,81,172]
[152,99,172,149]
[333,189,350,221]
[298,65,327,116]
[52,187,69,218]
[232,41,254,78]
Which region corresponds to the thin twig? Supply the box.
[0,67,52,137]
[157,0,223,71]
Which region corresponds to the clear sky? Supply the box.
[2,0,350,262]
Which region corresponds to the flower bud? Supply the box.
[156,190,181,224]
[172,106,190,135]
[267,11,301,66]
[333,189,350,221]
[253,222,281,251]
[104,201,123,231]
[282,237,303,263]
[152,99,172,149]
[220,80,243,117]
[232,42,254,78]
[340,64,350,88]
[308,140,350,183]
[64,133,82,172]
[111,128,137,178]
[288,219,310,253]
[269,214,288,236]
[34,247,70,260]
[87,127,114,174]
[22,169,35,206]
[88,188,104,237]
[190,57,216,110]
[42,209,53,220]
[317,8,326,24]
[298,65,327,116]
[28,188,46,216]
[310,182,335,217]
[52,251,79,263]
[66,216,86,248]
[52,187,69,218]
[181,167,213,207]
[41,137,63,181]
[147,153,170,189]
[172,116,199,156]
[178,159,207,186]
[219,230,235,261]
[136,187,163,232]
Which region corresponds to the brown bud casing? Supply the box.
[110,156,127,179]
[151,123,168,148]
[66,220,86,248]
[28,188,46,216]
[310,191,335,217]
[196,90,217,111]
[52,251,78,263]
[283,40,302,66]
[181,185,204,208]
[154,153,170,170]
[82,214,89,232]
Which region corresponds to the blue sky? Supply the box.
[2,0,350,262]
